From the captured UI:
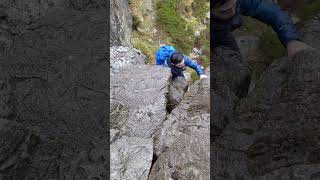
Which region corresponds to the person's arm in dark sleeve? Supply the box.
[183,56,204,76]
[239,0,298,46]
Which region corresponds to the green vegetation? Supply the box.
[156,0,195,54]
[131,33,158,64]
[191,0,209,20]
[258,30,286,60]
[196,24,210,67]
[190,71,199,82]
[132,15,141,31]
[301,0,320,20]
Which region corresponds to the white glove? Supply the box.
[200,74,208,79]
[287,40,314,59]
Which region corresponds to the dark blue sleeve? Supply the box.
[239,0,298,46]
[184,56,204,76]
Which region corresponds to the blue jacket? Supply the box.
[167,55,204,78]
[213,0,298,47]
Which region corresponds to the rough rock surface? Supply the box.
[167,76,188,112]
[212,47,251,97]
[150,73,210,180]
[110,46,171,180]
[211,50,320,179]
[0,5,108,180]
[110,0,132,47]
[111,136,153,180]
[110,63,171,138]
[300,14,320,50]
[110,46,146,74]
[0,0,106,36]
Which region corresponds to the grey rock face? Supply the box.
[0,0,106,35]
[111,136,153,180]
[150,76,210,180]
[212,47,251,97]
[110,64,171,138]
[110,46,146,74]
[110,46,171,179]
[110,0,132,47]
[167,76,188,112]
[300,14,320,49]
[0,119,63,179]
[211,50,320,179]
[0,6,108,179]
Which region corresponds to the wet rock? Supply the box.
[211,50,320,179]
[151,76,210,179]
[300,14,320,49]
[167,76,188,112]
[110,0,132,47]
[111,136,153,180]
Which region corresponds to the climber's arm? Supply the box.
[239,0,313,58]
[239,0,298,46]
[183,56,204,76]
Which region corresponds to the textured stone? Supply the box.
[110,0,132,47]
[211,50,320,179]
[110,64,171,138]
[110,46,146,74]
[300,14,320,50]
[0,7,108,179]
[150,75,210,180]
[111,136,153,180]
[167,76,188,112]
[212,47,251,97]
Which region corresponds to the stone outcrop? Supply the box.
[110,0,132,47]
[167,76,188,112]
[300,14,320,50]
[150,71,210,180]
[0,2,108,179]
[110,46,171,179]
[111,135,153,180]
[211,49,320,179]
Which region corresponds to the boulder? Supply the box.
[300,14,320,50]
[212,47,251,97]
[167,76,188,112]
[110,46,146,74]
[110,0,132,47]
[110,64,171,138]
[150,75,210,180]
[111,136,153,180]
[211,50,320,179]
[0,9,108,179]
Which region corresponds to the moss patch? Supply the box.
[156,0,195,54]
[258,30,286,60]
[301,0,320,20]
[192,0,209,20]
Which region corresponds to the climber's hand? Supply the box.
[287,40,314,59]
[200,74,208,79]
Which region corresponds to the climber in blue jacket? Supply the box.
[155,46,208,79]
[166,51,208,79]
[212,0,312,58]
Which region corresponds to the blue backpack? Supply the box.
[155,45,176,65]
